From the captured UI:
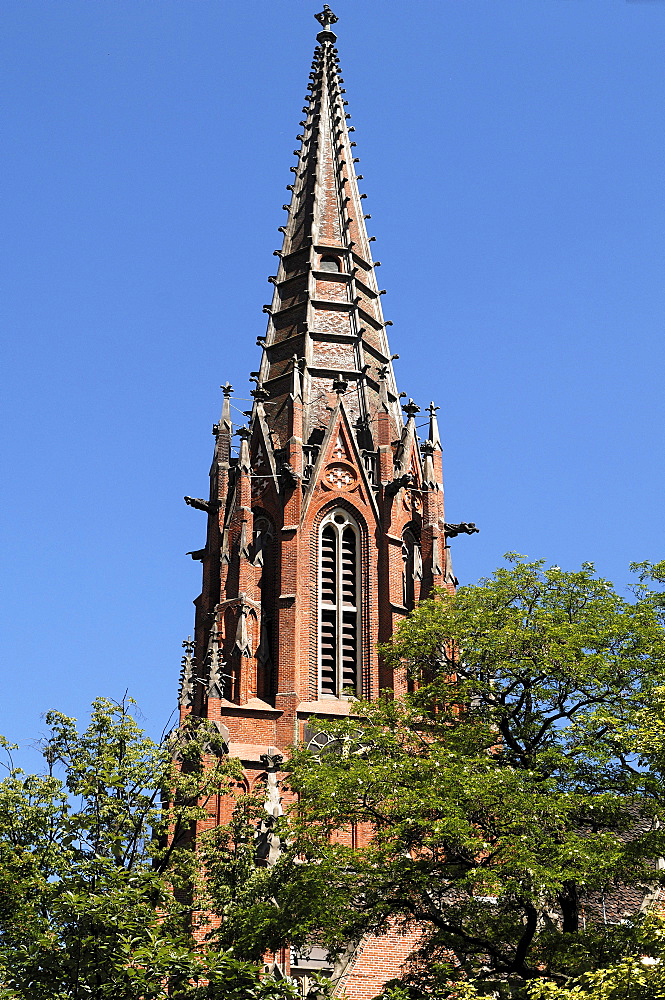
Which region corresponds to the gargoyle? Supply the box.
[184,496,220,513]
[279,460,300,487]
[385,473,414,497]
[444,522,479,538]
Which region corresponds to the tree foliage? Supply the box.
[5,558,665,1000]
[222,557,665,999]
[0,697,297,1000]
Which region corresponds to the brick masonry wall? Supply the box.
[334,924,426,1000]
[183,397,445,998]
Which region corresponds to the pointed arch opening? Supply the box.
[319,508,361,698]
[401,527,422,611]
[253,514,275,702]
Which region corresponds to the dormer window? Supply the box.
[319,255,341,272]
[319,508,361,697]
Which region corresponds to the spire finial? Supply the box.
[332,373,349,395]
[216,382,233,437]
[315,5,338,43]
[426,401,442,450]
[402,399,420,419]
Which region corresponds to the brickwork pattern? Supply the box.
[178,20,454,1000]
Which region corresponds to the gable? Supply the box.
[302,400,380,524]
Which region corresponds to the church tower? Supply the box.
[178,7,475,994]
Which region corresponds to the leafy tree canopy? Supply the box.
[0,697,297,1000]
[212,557,665,999]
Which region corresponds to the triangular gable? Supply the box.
[302,399,380,523]
[250,409,279,499]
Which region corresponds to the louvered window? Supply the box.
[319,509,361,698]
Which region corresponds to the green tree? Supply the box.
[0,697,297,1000]
[221,557,665,999]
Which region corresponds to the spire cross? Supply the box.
[427,402,440,417]
[182,635,195,655]
[315,5,338,32]
[315,5,338,42]
[220,382,233,397]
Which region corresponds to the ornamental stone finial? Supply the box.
[402,398,420,419]
[315,4,338,42]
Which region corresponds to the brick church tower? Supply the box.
[178,7,474,996]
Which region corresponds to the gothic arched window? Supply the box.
[319,508,361,698]
[401,528,422,610]
[253,515,275,700]
[319,254,341,272]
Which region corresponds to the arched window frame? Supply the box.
[318,507,362,699]
[401,527,422,611]
[252,513,275,700]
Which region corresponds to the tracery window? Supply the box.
[319,508,361,698]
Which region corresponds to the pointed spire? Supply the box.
[220,382,233,428]
[421,439,438,491]
[235,602,253,658]
[254,7,402,454]
[237,426,251,474]
[427,402,442,450]
[207,647,227,700]
[205,614,227,700]
[178,636,195,708]
[213,382,233,467]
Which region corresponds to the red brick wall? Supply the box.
[334,924,425,999]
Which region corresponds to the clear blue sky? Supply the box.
[1,0,664,767]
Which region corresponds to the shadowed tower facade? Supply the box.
[178,7,475,996]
